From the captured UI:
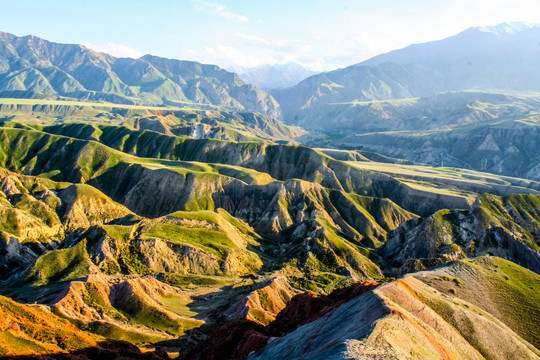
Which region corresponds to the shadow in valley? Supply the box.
[0,340,170,360]
[173,281,380,360]
[151,279,269,352]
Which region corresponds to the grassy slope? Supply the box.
[2,122,538,222]
[416,257,540,349]
[0,116,538,356]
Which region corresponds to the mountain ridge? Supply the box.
[0,31,282,119]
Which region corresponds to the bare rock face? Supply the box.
[0,231,43,280]
[380,193,540,275]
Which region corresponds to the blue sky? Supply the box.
[2,0,540,70]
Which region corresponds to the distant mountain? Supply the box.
[273,22,540,124]
[0,31,281,118]
[238,62,317,90]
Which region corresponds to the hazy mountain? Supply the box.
[335,109,540,181]
[292,90,540,133]
[273,22,540,124]
[238,62,317,90]
[0,31,282,118]
[270,22,540,182]
[296,90,540,180]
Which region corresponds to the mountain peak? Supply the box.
[475,21,540,36]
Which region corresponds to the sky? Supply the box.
[1,0,540,71]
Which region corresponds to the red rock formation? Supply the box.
[179,281,379,360]
[269,281,380,335]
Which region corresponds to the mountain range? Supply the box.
[0,22,539,360]
[0,31,281,118]
[265,22,540,182]
[273,22,540,123]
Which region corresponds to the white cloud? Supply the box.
[83,42,143,58]
[352,33,396,58]
[234,32,286,47]
[210,45,262,68]
[235,32,270,45]
[191,0,248,22]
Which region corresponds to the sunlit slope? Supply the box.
[250,257,540,360]
[0,294,100,357]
